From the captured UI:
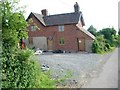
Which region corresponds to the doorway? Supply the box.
[78,38,85,51]
[47,39,53,50]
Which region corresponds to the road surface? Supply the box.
[82,48,118,88]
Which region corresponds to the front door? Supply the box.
[48,40,53,50]
[78,38,85,51]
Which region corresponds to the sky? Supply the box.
[19,0,119,31]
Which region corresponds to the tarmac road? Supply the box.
[82,48,119,88]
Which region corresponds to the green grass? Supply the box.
[41,69,73,88]
[54,70,73,87]
[96,46,116,54]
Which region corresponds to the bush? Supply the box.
[92,35,105,53]
[1,0,55,88]
[105,43,110,49]
[2,49,55,88]
[92,40,99,53]
[92,35,112,53]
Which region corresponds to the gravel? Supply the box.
[36,52,112,88]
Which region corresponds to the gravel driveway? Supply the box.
[36,52,113,88]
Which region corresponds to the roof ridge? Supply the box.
[31,11,82,17]
[44,11,81,17]
[28,11,84,26]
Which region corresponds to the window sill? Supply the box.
[59,31,64,32]
[59,44,65,45]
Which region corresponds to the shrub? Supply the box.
[1,0,55,88]
[92,35,105,53]
[92,35,112,53]
[92,40,99,53]
[2,49,55,88]
[105,43,110,49]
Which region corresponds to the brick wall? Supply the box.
[27,16,93,52]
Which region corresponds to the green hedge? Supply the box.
[2,49,55,88]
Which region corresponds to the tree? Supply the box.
[97,27,116,46]
[92,35,108,53]
[2,0,27,51]
[87,25,97,36]
[1,0,55,88]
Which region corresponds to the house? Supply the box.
[26,2,95,52]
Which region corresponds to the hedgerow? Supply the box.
[2,49,55,88]
[1,0,55,88]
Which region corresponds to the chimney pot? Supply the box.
[41,9,48,16]
[74,2,80,12]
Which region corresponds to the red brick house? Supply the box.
[26,2,95,52]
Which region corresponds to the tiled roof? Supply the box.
[27,12,85,26]
[43,12,85,26]
[76,25,95,39]
[31,12,46,26]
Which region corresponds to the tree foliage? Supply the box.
[92,27,119,53]
[1,0,55,88]
[87,25,97,36]
[97,27,116,46]
[2,0,27,49]
[92,35,109,53]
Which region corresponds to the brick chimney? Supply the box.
[41,9,48,16]
[74,2,80,12]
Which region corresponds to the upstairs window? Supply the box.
[31,25,37,31]
[59,37,64,45]
[58,25,64,32]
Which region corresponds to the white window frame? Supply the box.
[58,25,64,32]
[31,25,37,31]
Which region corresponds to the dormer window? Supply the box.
[31,25,37,31]
[58,25,64,32]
